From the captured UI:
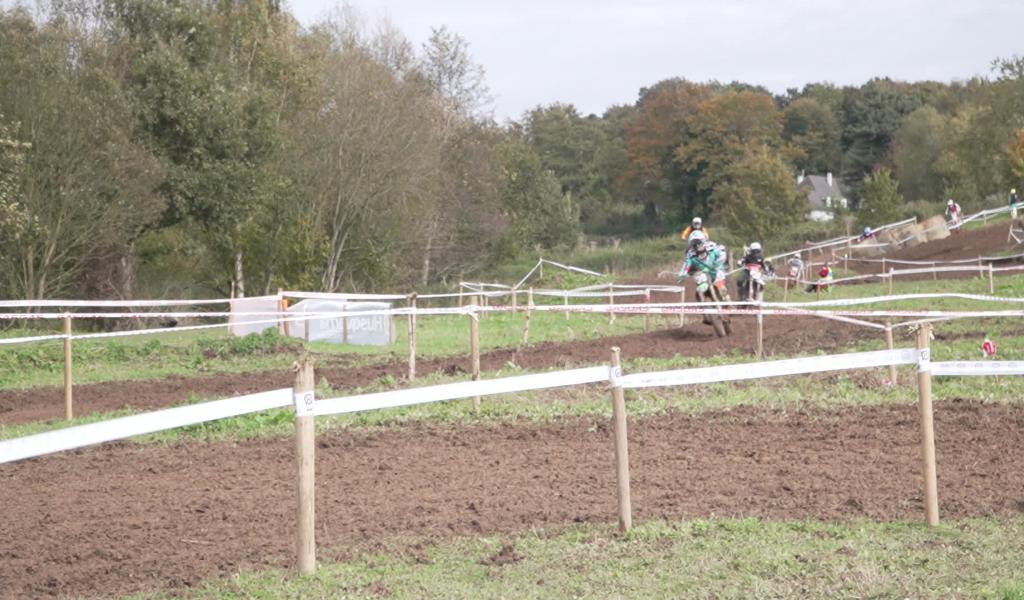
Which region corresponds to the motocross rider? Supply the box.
[680,217,709,242]
[946,199,963,232]
[679,236,729,323]
[736,242,773,298]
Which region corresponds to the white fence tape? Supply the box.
[0,388,292,464]
[313,366,610,417]
[617,348,918,389]
[4,350,1024,464]
[932,360,1024,376]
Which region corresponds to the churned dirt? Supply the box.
[0,314,874,426]
[848,221,1023,278]
[2,400,1023,598]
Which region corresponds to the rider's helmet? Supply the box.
[692,217,702,229]
[1013,189,1017,194]
[688,237,707,256]
[863,226,871,235]
[947,198,955,206]
[749,242,761,252]
[688,230,707,242]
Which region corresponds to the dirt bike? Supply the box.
[737,263,770,306]
[692,270,732,338]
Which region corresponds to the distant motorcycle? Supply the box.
[737,263,770,306]
[693,271,732,337]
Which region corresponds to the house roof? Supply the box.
[798,175,847,209]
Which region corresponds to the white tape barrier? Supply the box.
[314,366,610,417]
[6,292,1024,325]
[0,296,265,309]
[932,361,1024,376]
[0,388,292,464]
[541,259,602,278]
[848,251,1024,266]
[618,349,919,389]
[767,217,918,262]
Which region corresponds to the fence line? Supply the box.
[2,345,1016,466]
[0,388,291,463]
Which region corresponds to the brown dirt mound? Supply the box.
[0,315,874,426]
[851,221,1022,277]
[2,400,1023,598]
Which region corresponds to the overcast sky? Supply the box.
[193,1,1024,121]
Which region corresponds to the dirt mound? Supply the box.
[0,315,874,427]
[851,221,1021,277]
[2,400,1023,598]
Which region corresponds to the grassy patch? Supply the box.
[132,516,1024,599]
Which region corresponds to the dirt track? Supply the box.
[849,220,1023,278]
[2,400,1023,598]
[0,315,874,426]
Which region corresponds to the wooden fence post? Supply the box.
[932,262,938,281]
[679,287,686,326]
[64,314,73,421]
[888,268,895,295]
[643,289,651,333]
[608,283,615,325]
[783,276,789,302]
[609,347,632,533]
[989,263,995,294]
[407,293,417,382]
[884,320,897,385]
[521,288,534,346]
[510,288,518,312]
[293,357,316,575]
[916,323,939,526]
[977,257,984,279]
[470,295,481,413]
[278,289,290,337]
[564,292,570,321]
[755,299,764,359]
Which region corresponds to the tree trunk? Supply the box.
[120,242,136,300]
[421,228,434,286]
[234,251,246,298]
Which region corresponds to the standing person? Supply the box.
[946,199,963,232]
[806,262,833,293]
[1011,188,1019,223]
[680,217,709,242]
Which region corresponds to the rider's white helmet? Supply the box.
[688,230,706,242]
[692,217,702,228]
[947,198,954,206]
[749,242,761,251]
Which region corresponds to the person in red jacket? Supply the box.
[806,262,833,293]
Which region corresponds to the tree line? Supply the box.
[2,0,1023,300]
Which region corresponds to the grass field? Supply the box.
[132,517,1024,599]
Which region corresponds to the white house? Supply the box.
[797,172,848,221]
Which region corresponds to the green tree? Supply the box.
[839,79,924,200]
[0,8,163,299]
[892,106,950,202]
[498,137,580,253]
[783,97,841,174]
[858,168,903,228]
[709,147,807,242]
